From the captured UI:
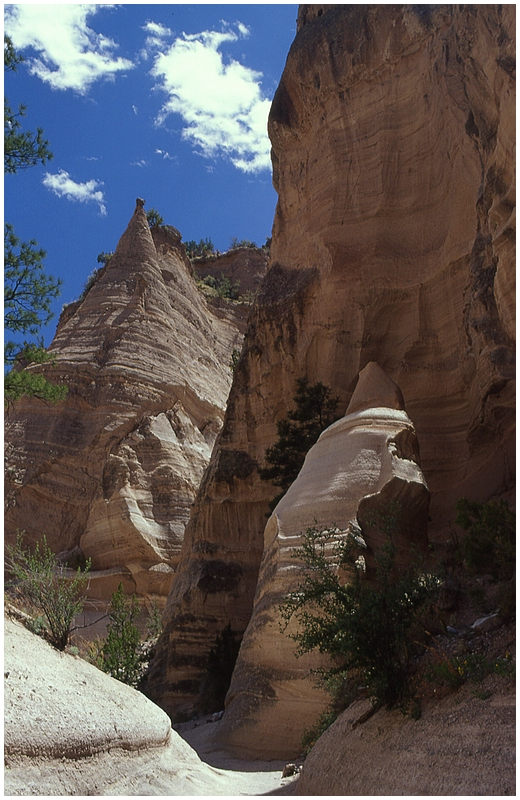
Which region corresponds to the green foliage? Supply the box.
[6,533,91,650]
[78,267,103,302]
[4,37,63,405]
[4,35,53,173]
[100,583,143,687]
[4,365,68,405]
[4,223,61,340]
[425,651,515,689]
[301,707,338,756]
[229,348,240,372]
[455,499,515,580]
[146,207,164,227]
[199,622,242,713]
[300,671,356,755]
[280,516,439,711]
[96,251,113,266]
[198,272,241,300]
[215,274,240,299]
[230,237,257,249]
[185,237,215,258]
[259,379,340,508]
[98,587,163,688]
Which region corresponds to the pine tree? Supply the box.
[4,36,65,406]
[259,378,340,508]
[4,35,52,173]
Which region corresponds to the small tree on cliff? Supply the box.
[280,511,439,745]
[259,378,340,508]
[6,534,91,650]
[146,207,164,227]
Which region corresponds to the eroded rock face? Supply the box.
[193,246,269,297]
[4,204,241,609]
[149,4,515,717]
[295,692,515,796]
[5,616,275,797]
[216,363,429,758]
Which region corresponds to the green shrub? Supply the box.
[199,622,241,713]
[6,533,91,650]
[78,267,103,302]
[198,273,240,300]
[230,237,256,249]
[259,378,340,509]
[100,583,143,687]
[455,498,515,580]
[99,585,163,688]
[229,348,240,372]
[146,207,164,227]
[426,651,515,688]
[280,516,439,711]
[185,237,215,258]
[96,251,113,266]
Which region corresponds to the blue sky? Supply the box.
[4,4,298,345]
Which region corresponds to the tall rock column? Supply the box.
[216,362,429,758]
[5,203,242,611]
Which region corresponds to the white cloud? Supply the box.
[43,170,107,215]
[131,159,148,168]
[143,21,172,38]
[141,19,173,58]
[150,23,271,173]
[155,148,174,160]
[4,4,133,93]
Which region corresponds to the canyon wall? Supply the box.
[148,3,515,739]
[4,204,242,611]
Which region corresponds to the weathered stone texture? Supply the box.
[4,204,242,608]
[216,363,429,758]
[149,4,514,728]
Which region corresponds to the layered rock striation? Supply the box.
[149,4,515,730]
[4,204,242,608]
[217,363,430,758]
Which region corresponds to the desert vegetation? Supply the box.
[259,378,340,509]
[280,497,515,754]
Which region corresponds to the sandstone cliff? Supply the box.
[148,3,515,741]
[4,203,242,611]
[193,245,269,298]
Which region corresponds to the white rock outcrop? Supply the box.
[216,363,430,758]
[4,616,287,796]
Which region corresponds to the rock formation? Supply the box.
[216,362,429,758]
[295,689,516,796]
[192,245,269,298]
[4,203,242,612]
[3,616,288,796]
[148,4,515,736]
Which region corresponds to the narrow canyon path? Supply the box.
[173,716,300,796]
